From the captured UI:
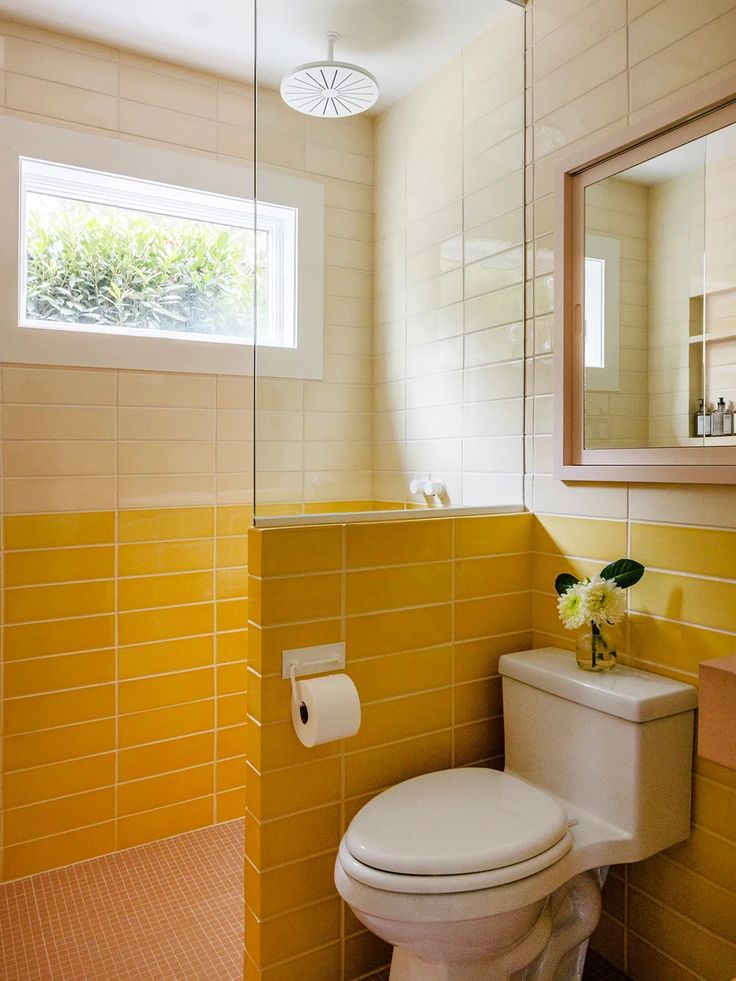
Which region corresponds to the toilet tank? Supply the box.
[499,648,698,862]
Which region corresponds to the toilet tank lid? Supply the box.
[499,648,697,722]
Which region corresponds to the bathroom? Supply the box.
[0,0,734,979]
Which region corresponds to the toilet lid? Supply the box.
[345,769,569,876]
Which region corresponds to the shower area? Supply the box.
[0,0,527,978]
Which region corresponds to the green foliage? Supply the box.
[555,573,579,596]
[25,203,263,337]
[599,558,645,589]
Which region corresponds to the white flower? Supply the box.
[584,575,626,627]
[557,580,591,630]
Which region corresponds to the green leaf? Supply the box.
[555,573,579,595]
[600,558,645,589]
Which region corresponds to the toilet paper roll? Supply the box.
[291,673,361,747]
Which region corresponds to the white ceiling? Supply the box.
[0,0,514,109]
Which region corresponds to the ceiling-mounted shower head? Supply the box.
[280,32,379,118]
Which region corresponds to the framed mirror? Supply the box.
[555,77,736,483]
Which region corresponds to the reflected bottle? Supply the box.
[712,399,724,437]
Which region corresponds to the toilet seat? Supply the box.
[341,768,573,895]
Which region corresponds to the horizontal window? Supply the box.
[0,116,324,377]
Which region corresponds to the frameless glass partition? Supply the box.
[252,0,527,521]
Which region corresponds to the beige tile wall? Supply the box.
[372,9,526,508]
[527,0,736,977]
[585,178,650,448]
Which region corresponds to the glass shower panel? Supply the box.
[253,0,526,521]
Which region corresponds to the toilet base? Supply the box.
[386,871,604,981]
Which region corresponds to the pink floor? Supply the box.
[0,820,243,980]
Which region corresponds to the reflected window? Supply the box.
[584,233,620,391]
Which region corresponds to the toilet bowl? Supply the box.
[335,648,698,981]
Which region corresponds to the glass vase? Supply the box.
[575,622,617,672]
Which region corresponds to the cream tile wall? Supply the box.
[372,9,526,508]
[584,178,650,448]
[527,0,736,977]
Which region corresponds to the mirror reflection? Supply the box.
[583,122,736,450]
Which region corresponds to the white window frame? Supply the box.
[584,232,620,392]
[0,115,325,378]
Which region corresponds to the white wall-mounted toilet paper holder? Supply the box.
[282,642,346,705]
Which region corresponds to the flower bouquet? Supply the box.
[555,559,645,671]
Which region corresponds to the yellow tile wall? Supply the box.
[0,502,249,881]
[527,1,736,976]
[245,512,533,980]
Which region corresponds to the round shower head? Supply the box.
[280,33,379,118]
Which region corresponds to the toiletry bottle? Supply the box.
[696,398,705,436]
[722,398,733,436]
[704,403,712,436]
[712,399,724,436]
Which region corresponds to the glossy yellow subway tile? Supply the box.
[118,698,214,748]
[454,717,505,767]
[217,629,248,663]
[454,676,503,725]
[345,561,452,614]
[218,693,247,728]
[4,614,115,660]
[258,574,341,626]
[255,851,337,919]
[4,649,115,697]
[665,825,736,896]
[4,684,115,734]
[346,604,452,660]
[589,914,625,972]
[626,934,699,981]
[347,647,452,702]
[345,730,452,798]
[257,942,341,981]
[217,597,249,631]
[631,521,736,581]
[3,821,116,881]
[627,886,736,980]
[4,511,114,549]
[118,602,214,645]
[248,719,337,772]
[117,795,213,849]
[532,513,626,560]
[456,553,532,600]
[454,633,533,683]
[3,753,116,809]
[118,506,214,543]
[454,513,532,557]
[4,545,114,586]
[455,591,531,641]
[118,539,214,576]
[532,552,601,595]
[217,787,246,821]
[254,805,340,869]
[345,929,392,980]
[692,775,736,844]
[217,535,248,568]
[217,756,247,792]
[255,757,342,822]
[4,787,115,845]
[118,763,214,816]
[118,571,214,611]
[346,518,452,568]
[256,525,343,577]
[629,614,734,678]
[118,635,214,680]
[258,897,341,968]
[632,571,736,634]
[217,723,248,760]
[4,719,116,771]
[351,688,452,751]
[5,580,114,624]
[216,566,248,599]
[119,731,214,781]
[119,668,214,714]
[629,853,736,942]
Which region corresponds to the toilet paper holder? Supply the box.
[282,642,346,706]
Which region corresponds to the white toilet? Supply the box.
[335,648,697,981]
